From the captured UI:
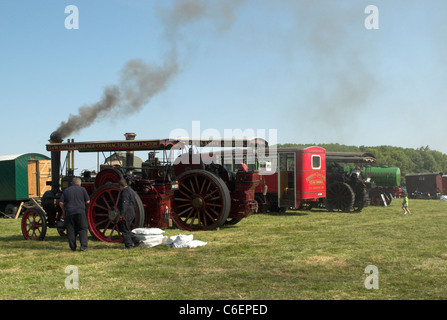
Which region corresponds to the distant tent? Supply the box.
[104,152,143,168]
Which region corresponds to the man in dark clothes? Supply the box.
[118,178,140,249]
[59,177,90,251]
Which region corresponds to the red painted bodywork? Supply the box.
[258,147,326,208]
[45,136,267,235]
[229,171,261,219]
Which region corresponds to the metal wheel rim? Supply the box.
[88,185,123,242]
[173,170,230,231]
[21,208,46,240]
[88,184,143,243]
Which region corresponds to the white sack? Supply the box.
[132,228,165,235]
[140,235,168,248]
[164,234,207,249]
[134,233,164,241]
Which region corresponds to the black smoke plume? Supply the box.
[52,56,178,141]
[51,1,245,141]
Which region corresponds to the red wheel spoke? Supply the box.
[106,224,120,240]
[107,190,118,209]
[181,183,194,195]
[178,190,192,199]
[189,179,197,194]
[185,208,195,221]
[208,207,220,216]
[114,190,122,208]
[178,207,193,217]
[93,213,108,217]
[103,220,113,233]
[204,181,212,195]
[194,176,201,193]
[94,218,109,227]
[174,197,191,202]
[93,203,109,211]
[176,202,192,208]
[203,189,219,199]
[204,209,214,221]
[100,194,112,210]
[199,177,207,194]
[197,210,202,227]
[206,203,222,208]
[188,210,198,227]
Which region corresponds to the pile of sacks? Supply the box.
[132,228,208,249]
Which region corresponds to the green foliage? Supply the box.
[278,143,447,177]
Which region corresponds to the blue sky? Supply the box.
[1,1,446,172]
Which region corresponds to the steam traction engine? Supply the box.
[21,134,267,242]
[325,152,376,212]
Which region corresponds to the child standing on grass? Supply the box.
[402,193,411,215]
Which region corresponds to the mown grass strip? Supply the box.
[1,199,446,300]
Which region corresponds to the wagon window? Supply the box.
[311,155,321,169]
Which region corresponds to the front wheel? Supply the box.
[21,207,47,240]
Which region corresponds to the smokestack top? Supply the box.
[49,131,63,144]
[124,132,136,141]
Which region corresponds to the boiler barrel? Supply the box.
[364,167,401,187]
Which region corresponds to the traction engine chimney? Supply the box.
[124,132,136,169]
[49,131,63,193]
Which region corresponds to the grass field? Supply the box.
[1,199,447,300]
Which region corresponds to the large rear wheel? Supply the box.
[87,184,144,243]
[172,170,231,231]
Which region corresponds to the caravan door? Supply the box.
[278,152,296,208]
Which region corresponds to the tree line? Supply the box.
[278,143,447,178]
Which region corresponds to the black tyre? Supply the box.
[326,182,355,212]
